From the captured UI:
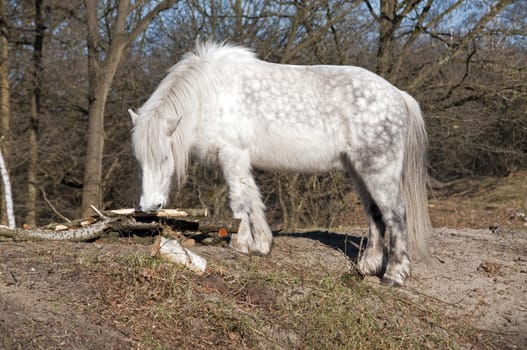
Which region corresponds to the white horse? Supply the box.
[129,42,432,286]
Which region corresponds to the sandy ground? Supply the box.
[409,228,527,348]
[0,226,526,349]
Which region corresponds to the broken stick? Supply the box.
[151,236,207,274]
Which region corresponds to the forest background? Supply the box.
[0,0,525,228]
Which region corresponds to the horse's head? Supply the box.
[129,109,180,212]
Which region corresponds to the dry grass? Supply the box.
[87,250,482,349]
[306,170,527,232]
[429,170,527,229]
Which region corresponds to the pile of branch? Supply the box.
[0,208,240,274]
[0,208,239,243]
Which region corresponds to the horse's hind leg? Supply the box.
[368,184,410,286]
[344,157,410,286]
[361,203,388,276]
[219,147,273,255]
[380,204,411,287]
[345,167,387,276]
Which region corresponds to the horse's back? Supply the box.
[219,59,405,127]
[197,55,408,172]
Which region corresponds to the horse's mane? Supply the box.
[192,40,256,62]
[132,41,256,187]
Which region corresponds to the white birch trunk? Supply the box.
[0,147,14,228]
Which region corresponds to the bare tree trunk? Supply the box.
[80,0,177,218]
[81,0,118,217]
[0,0,8,140]
[26,97,38,225]
[233,0,243,39]
[364,0,421,77]
[0,146,13,227]
[0,0,10,225]
[376,0,397,76]
[25,0,44,226]
[81,84,112,216]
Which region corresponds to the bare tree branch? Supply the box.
[409,0,514,89]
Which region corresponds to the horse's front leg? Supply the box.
[219,147,273,255]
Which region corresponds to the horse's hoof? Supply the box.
[229,234,250,255]
[229,232,272,256]
[229,244,249,255]
[248,238,273,256]
[380,276,403,287]
[249,244,272,256]
[229,242,271,256]
[358,253,385,277]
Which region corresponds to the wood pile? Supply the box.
[0,208,240,274]
[0,208,238,242]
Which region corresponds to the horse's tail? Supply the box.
[400,90,433,262]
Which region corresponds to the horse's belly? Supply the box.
[249,133,343,172]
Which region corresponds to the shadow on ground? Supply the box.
[276,230,365,261]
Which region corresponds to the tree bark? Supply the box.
[81,0,118,217]
[376,0,396,76]
[81,86,112,216]
[25,0,45,226]
[0,0,8,141]
[81,0,178,218]
[0,0,10,225]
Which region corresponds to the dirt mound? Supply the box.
[1,173,526,348]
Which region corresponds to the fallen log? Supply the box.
[103,208,240,235]
[0,219,111,242]
[100,217,239,237]
[107,220,161,233]
[151,217,240,234]
[105,208,209,218]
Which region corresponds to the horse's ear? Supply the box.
[165,118,181,136]
[128,109,139,125]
